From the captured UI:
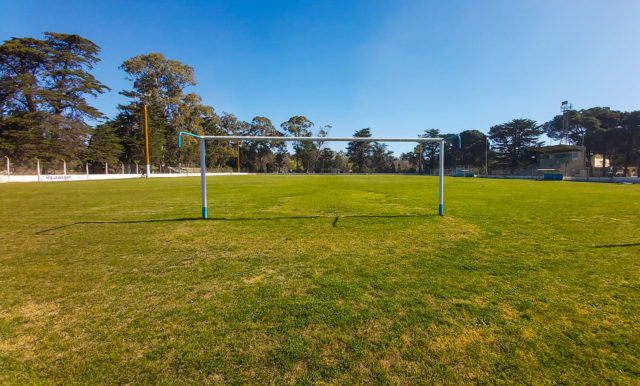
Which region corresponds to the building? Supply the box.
[533,145,637,177]
[533,145,586,177]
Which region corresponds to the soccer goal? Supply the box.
[178,132,461,219]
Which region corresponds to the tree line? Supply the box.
[2,33,638,175]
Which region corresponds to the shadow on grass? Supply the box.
[591,243,640,248]
[36,213,438,235]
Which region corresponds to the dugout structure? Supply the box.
[178,132,460,219]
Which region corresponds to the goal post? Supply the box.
[178,132,461,219]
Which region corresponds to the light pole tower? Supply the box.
[561,101,572,144]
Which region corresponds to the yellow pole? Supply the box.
[143,103,151,178]
[236,141,240,173]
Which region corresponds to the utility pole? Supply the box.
[485,137,489,176]
[561,101,572,144]
[143,103,151,178]
[237,141,240,173]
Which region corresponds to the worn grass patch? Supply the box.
[0,175,639,383]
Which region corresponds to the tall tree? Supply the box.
[401,148,420,172]
[420,128,441,173]
[200,112,235,170]
[116,52,214,167]
[450,130,487,167]
[347,128,373,172]
[219,112,249,170]
[0,33,109,165]
[112,102,168,166]
[371,142,395,173]
[248,116,281,171]
[281,116,313,172]
[119,53,196,114]
[86,122,123,171]
[543,110,584,145]
[309,125,330,172]
[489,119,543,168]
[581,107,621,173]
[613,111,640,176]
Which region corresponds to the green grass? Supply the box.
[1,175,639,383]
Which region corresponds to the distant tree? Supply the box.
[347,128,373,172]
[371,142,395,172]
[401,148,420,172]
[489,119,543,168]
[451,130,487,167]
[543,110,584,145]
[201,112,235,170]
[170,93,214,163]
[310,125,330,172]
[218,113,249,170]
[248,116,281,171]
[581,107,621,173]
[111,102,169,166]
[613,111,640,176]
[273,146,289,172]
[317,148,334,171]
[420,128,441,173]
[86,123,123,170]
[281,116,313,172]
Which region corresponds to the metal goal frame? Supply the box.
[178,132,460,219]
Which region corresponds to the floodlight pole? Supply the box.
[200,138,208,219]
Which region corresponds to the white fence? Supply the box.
[3,172,639,184]
[0,172,252,183]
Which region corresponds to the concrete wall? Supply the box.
[479,175,640,183]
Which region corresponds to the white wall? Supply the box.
[0,172,251,183]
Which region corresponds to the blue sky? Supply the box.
[2,0,639,152]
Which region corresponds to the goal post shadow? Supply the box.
[178,132,461,219]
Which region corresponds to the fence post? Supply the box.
[105,162,108,175]
[62,159,67,175]
[4,156,8,180]
[86,163,89,179]
[121,163,125,175]
[36,158,40,182]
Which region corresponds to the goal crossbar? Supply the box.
[178,131,461,219]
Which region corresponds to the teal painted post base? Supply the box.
[202,207,208,219]
[439,204,443,216]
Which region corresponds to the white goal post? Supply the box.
[178,132,461,219]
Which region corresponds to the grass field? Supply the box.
[1,175,639,383]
